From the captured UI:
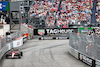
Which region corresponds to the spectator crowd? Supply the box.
[46,1,60,28]
[96,0,100,23]
[87,27,100,37]
[59,0,93,27]
[29,1,52,18]
[29,0,94,28]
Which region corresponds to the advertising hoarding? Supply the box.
[79,53,95,67]
[2,1,9,11]
[34,28,78,40]
[34,28,78,36]
[79,27,91,34]
[0,2,2,11]
[23,36,27,43]
[13,37,23,48]
[0,1,9,11]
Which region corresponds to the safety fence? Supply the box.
[0,31,26,60]
[0,31,22,49]
[22,28,33,40]
[21,23,33,40]
[69,33,100,67]
[27,28,33,40]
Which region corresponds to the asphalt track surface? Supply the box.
[1,40,90,67]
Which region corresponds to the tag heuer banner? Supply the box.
[0,1,9,11]
[38,29,45,35]
[34,28,78,35]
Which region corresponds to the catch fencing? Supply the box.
[69,33,100,67]
[27,28,33,39]
[0,31,22,59]
[69,33,100,60]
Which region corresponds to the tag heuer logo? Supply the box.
[38,29,45,35]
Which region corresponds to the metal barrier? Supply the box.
[93,37,100,60]
[27,28,33,40]
[70,33,94,58]
[21,23,33,40]
[69,33,100,67]
[0,31,22,60]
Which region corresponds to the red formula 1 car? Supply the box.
[6,49,23,59]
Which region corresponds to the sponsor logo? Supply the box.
[0,3,2,9]
[80,53,92,66]
[85,27,87,30]
[80,54,82,60]
[38,29,45,35]
[17,42,20,45]
[46,29,73,34]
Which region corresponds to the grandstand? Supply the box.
[96,0,100,23]
[29,0,100,28]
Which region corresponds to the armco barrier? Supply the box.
[69,33,100,67]
[0,31,24,60]
[0,42,13,60]
[28,34,33,40]
[34,28,78,40]
[39,37,69,40]
[96,59,100,67]
[23,36,27,43]
[69,46,78,59]
[13,37,23,48]
[78,52,95,67]
[69,46,95,67]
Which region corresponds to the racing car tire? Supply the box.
[18,55,21,58]
[6,55,8,59]
[21,52,23,56]
[67,37,69,39]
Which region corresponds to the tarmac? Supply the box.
[1,40,90,67]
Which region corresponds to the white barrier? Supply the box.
[0,43,13,60]
[79,53,93,66]
[0,37,23,59]
[0,36,25,60]
[69,45,96,67]
[69,46,78,59]
[13,37,23,48]
[23,36,27,43]
[0,31,26,60]
[96,59,100,67]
